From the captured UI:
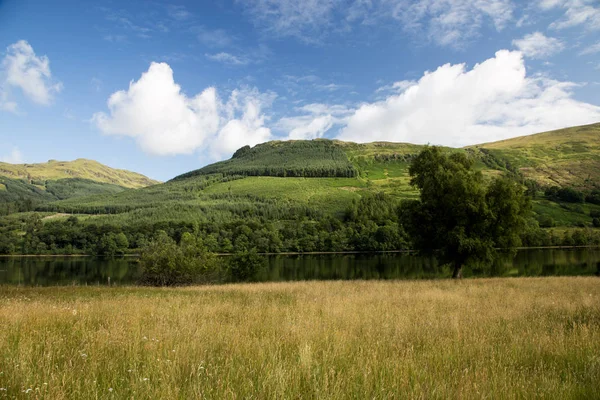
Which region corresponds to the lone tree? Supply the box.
[401,146,530,278]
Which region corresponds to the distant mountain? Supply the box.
[0,158,158,188]
[0,159,159,205]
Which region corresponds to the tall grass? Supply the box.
[1,278,599,398]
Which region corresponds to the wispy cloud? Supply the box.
[205,44,271,66]
[237,0,341,43]
[206,52,249,66]
[512,32,564,59]
[238,0,514,48]
[580,41,600,55]
[103,34,128,43]
[196,27,235,48]
[540,0,600,30]
[167,5,192,21]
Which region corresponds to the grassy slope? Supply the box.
[1,278,598,398]
[475,123,600,188]
[0,159,159,204]
[0,158,159,188]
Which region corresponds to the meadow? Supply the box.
[1,277,599,398]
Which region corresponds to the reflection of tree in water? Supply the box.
[0,257,140,285]
[2,249,600,285]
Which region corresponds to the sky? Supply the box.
[1,0,600,181]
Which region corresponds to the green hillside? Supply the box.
[174,140,357,180]
[2,122,600,255]
[0,159,159,210]
[33,123,600,223]
[474,123,600,188]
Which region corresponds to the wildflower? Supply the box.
[143,378,148,381]
[108,388,113,392]
[24,388,32,393]
[81,353,87,358]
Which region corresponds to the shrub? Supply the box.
[228,249,267,282]
[537,215,555,228]
[138,231,219,286]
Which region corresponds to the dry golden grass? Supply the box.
[0,278,599,399]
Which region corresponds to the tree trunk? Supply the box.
[452,263,463,279]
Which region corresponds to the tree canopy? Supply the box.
[401,146,531,278]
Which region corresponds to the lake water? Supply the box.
[1,248,599,286]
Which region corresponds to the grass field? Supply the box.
[1,278,599,398]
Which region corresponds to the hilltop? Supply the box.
[0,159,159,207]
[0,158,158,188]
[475,123,600,188]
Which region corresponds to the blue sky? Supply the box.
[1,0,599,181]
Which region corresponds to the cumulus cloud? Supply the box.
[93,62,274,157]
[0,147,24,164]
[540,0,600,30]
[512,32,564,59]
[0,40,62,112]
[336,50,600,146]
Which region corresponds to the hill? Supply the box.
[474,123,600,188]
[0,159,159,211]
[174,140,358,180]
[0,159,158,188]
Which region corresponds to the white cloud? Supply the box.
[0,147,23,164]
[336,50,600,146]
[540,0,600,30]
[512,32,564,59]
[275,103,353,140]
[0,40,62,111]
[93,62,274,158]
[205,52,248,66]
[287,115,335,139]
[580,41,600,55]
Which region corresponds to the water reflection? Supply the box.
[0,248,599,286]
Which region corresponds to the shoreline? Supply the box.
[2,244,600,258]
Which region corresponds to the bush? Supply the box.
[537,215,555,228]
[593,218,600,228]
[228,249,267,282]
[545,186,585,203]
[138,231,219,286]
